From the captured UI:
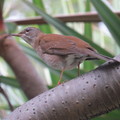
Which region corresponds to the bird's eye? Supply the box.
[26,29,29,32]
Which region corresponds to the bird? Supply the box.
[10,27,119,84]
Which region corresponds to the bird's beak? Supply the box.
[10,33,22,37]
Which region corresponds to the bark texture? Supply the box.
[0,35,48,99]
[5,55,120,120]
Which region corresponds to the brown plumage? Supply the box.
[11,27,119,84]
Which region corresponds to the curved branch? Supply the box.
[0,35,48,99]
[5,55,120,120]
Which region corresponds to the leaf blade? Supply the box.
[0,76,20,88]
[91,0,120,47]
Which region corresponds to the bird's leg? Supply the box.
[58,68,64,85]
[77,63,80,76]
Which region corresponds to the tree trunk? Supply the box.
[5,55,120,120]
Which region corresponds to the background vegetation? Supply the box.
[0,0,120,119]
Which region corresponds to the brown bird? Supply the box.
[11,27,118,84]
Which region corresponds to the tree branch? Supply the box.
[5,55,120,120]
[5,12,120,25]
[0,34,48,99]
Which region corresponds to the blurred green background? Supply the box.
[0,0,120,119]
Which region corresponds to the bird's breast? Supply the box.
[35,47,65,70]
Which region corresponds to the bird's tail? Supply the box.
[87,50,119,62]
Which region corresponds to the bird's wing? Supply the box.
[40,34,97,57]
[66,36,117,62]
[40,34,78,55]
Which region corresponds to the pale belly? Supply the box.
[36,47,86,70]
[43,54,82,70]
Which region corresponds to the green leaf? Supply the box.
[84,0,94,71]
[24,0,113,57]
[0,104,19,110]
[92,109,120,120]
[84,23,92,39]
[0,76,20,88]
[32,0,45,10]
[91,0,120,47]
[32,0,52,33]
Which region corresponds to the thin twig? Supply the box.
[0,85,14,111]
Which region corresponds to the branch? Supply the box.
[0,34,48,99]
[5,55,120,120]
[0,86,14,111]
[5,12,120,25]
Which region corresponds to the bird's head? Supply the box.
[11,27,43,45]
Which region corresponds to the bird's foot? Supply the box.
[57,81,61,85]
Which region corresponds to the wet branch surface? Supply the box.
[0,34,48,99]
[5,55,120,120]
